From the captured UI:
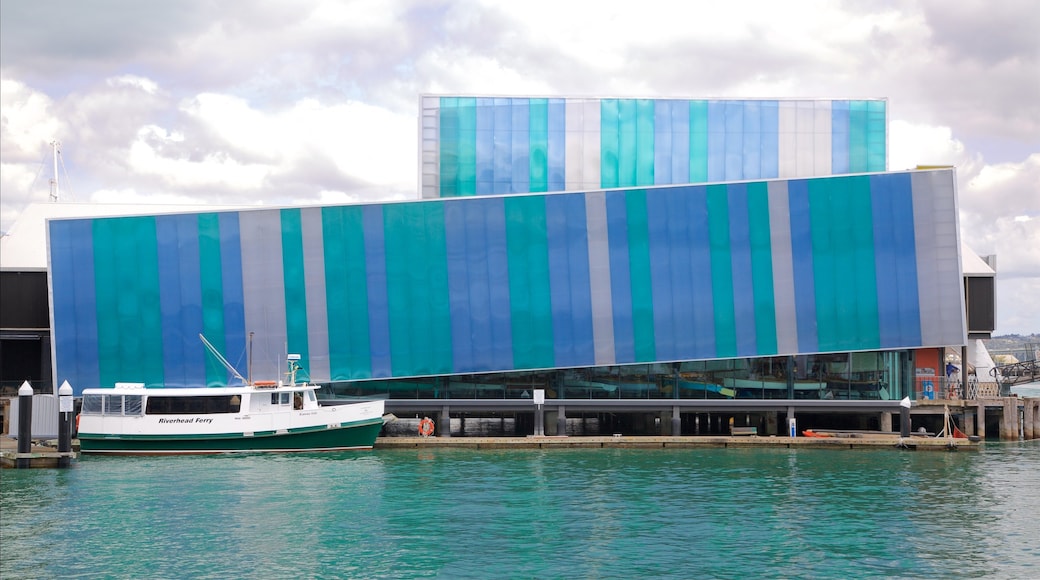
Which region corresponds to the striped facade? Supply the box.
[49,170,963,396]
[421,96,887,199]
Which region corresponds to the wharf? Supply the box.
[376,434,981,451]
[0,436,77,468]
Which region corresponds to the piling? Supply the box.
[1000,399,1018,440]
[976,400,986,439]
[58,382,74,468]
[16,382,33,468]
[899,397,911,437]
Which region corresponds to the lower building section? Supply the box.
[330,349,914,402]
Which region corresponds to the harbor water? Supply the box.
[2,443,1039,579]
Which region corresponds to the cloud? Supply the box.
[1,0,1037,332]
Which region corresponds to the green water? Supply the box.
[2,444,1038,579]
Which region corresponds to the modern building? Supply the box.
[4,95,999,437]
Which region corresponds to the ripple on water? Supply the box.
[2,444,1039,578]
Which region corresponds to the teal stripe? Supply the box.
[809,178,844,350]
[280,209,310,377]
[746,183,778,354]
[625,190,656,362]
[849,101,868,173]
[384,203,452,376]
[198,214,226,387]
[505,196,554,369]
[457,99,477,195]
[439,97,477,196]
[689,100,709,183]
[635,99,655,186]
[866,100,886,172]
[601,99,620,188]
[94,217,163,388]
[529,98,548,192]
[707,185,737,357]
[321,206,371,380]
[849,176,881,347]
[439,97,459,196]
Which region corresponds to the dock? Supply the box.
[0,436,77,468]
[375,434,980,451]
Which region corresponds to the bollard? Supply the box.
[899,397,912,438]
[58,381,74,468]
[17,381,33,468]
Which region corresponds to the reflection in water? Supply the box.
[2,444,1038,578]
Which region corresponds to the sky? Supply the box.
[1,0,1038,334]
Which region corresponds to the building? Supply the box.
[4,95,1000,437]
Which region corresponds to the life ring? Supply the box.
[418,418,435,437]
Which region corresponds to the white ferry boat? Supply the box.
[77,349,385,455]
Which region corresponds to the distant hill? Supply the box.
[985,334,1040,361]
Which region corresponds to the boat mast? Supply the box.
[49,140,61,202]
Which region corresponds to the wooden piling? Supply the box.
[1025,400,1035,440]
[976,400,986,439]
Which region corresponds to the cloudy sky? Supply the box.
[2,0,1038,334]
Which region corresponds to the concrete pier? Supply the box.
[376,434,980,451]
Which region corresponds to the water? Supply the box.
[3,444,1039,579]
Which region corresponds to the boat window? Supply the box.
[145,395,241,415]
[82,394,103,414]
[104,395,124,415]
[124,396,143,416]
[280,392,291,405]
[271,393,279,405]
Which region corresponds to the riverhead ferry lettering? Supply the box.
[158,418,214,424]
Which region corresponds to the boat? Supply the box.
[76,339,386,455]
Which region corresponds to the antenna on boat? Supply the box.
[50,140,61,202]
[199,334,248,385]
[248,331,254,385]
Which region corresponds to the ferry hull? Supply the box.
[79,418,384,455]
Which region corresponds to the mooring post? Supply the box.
[1032,400,1040,441]
[439,405,451,438]
[899,397,911,438]
[58,381,74,468]
[16,381,33,468]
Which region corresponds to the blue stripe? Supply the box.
[547,98,566,191]
[483,198,514,369]
[605,191,635,363]
[492,97,511,195]
[646,189,680,360]
[688,186,716,358]
[444,201,473,370]
[510,98,529,194]
[50,219,99,394]
[654,100,673,184]
[363,205,392,377]
[788,180,819,352]
[832,101,850,174]
[475,97,494,195]
[217,213,246,379]
[871,173,922,346]
[761,101,779,178]
[545,193,594,367]
[707,101,726,182]
[742,101,762,179]
[727,184,758,355]
[725,101,744,181]
[671,100,690,185]
[444,197,514,372]
[156,215,204,387]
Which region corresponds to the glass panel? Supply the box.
[124,396,143,416]
[82,394,103,414]
[104,395,123,415]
